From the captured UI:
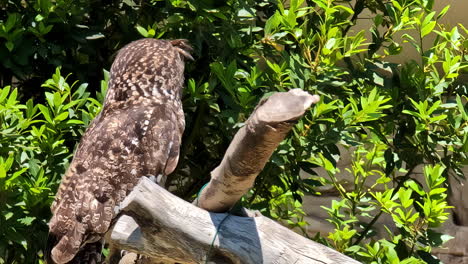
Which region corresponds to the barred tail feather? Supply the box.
[69,242,103,264]
[47,229,82,263]
[46,234,102,264]
[45,232,58,264]
[46,221,102,264]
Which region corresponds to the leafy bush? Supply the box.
[0,68,105,263]
[0,0,170,91]
[162,0,467,262]
[1,0,467,263]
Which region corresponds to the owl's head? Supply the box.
[104,38,193,107]
[170,39,194,61]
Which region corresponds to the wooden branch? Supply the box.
[110,177,360,264]
[109,89,358,263]
[196,89,320,212]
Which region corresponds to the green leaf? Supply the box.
[53,92,62,108]
[421,12,436,38]
[404,179,425,196]
[0,165,6,179]
[6,168,28,187]
[238,8,255,18]
[136,25,148,37]
[437,5,450,20]
[265,12,281,35]
[372,72,384,86]
[65,119,85,125]
[398,188,413,208]
[6,88,18,105]
[5,41,14,51]
[147,28,156,37]
[18,216,36,226]
[38,104,53,123]
[5,13,18,32]
[0,86,11,102]
[429,187,447,196]
[456,95,468,121]
[35,14,44,22]
[345,245,361,253]
[45,92,55,108]
[54,112,69,122]
[325,38,337,51]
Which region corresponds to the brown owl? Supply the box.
[46,38,192,264]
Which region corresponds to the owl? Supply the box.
[46,38,192,263]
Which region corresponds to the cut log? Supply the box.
[110,177,361,264]
[196,89,320,212]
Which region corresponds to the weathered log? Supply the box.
[109,89,360,263]
[110,177,360,264]
[196,89,320,212]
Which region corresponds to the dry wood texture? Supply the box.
[110,177,360,264]
[196,89,320,212]
[109,89,360,263]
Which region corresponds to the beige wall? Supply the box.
[350,0,467,65]
[434,0,468,28]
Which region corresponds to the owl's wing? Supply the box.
[47,114,122,263]
[47,103,183,263]
[138,102,184,185]
[165,105,185,176]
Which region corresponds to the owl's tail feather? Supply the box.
[45,232,59,264]
[69,241,103,264]
[46,226,83,264]
[46,222,101,264]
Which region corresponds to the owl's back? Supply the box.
[47,38,191,264]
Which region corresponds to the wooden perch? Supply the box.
[196,89,320,212]
[110,177,361,264]
[109,89,360,263]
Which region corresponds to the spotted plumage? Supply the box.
[46,38,192,264]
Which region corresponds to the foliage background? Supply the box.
[1,0,467,263]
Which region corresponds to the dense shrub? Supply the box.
[0,68,106,263]
[1,0,467,263]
